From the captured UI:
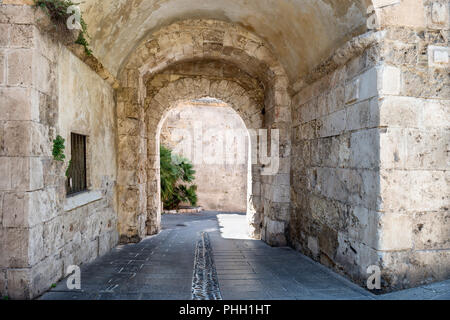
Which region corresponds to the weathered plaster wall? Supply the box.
[0,4,118,299]
[58,46,117,196]
[161,104,248,212]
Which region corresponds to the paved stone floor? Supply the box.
[39,212,450,300]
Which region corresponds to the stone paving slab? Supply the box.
[39,212,449,300]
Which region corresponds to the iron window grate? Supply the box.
[67,133,87,196]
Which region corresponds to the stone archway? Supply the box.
[144,77,265,239]
[116,20,291,246]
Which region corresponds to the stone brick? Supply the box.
[2,189,55,228]
[378,212,413,250]
[0,157,11,191]
[378,96,422,128]
[380,128,407,169]
[3,121,48,157]
[380,169,447,212]
[405,129,449,170]
[0,4,35,25]
[7,49,33,86]
[345,99,371,131]
[349,129,380,169]
[3,227,29,268]
[0,268,6,296]
[421,100,450,128]
[0,23,9,47]
[10,157,44,191]
[43,216,64,258]
[413,211,450,250]
[6,268,32,299]
[0,87,38,121]
[430,2,449,26]
[9,24,34,48]
[0,50,4,84]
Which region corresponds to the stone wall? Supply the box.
[0,4,118,299]
[374,0,450,290]
[290,0,449,291]
[290,41,382,288]
[161,104,248,212]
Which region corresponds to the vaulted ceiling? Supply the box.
[80,0,372,83]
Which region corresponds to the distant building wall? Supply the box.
[160,104,248,212]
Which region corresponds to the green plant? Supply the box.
[65,159,72,177]
[2,296,9,300]
[160,146,198,210]
[34,0,92,55]
[52,135,66,162]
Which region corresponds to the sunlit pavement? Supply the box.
[39,212,450,300]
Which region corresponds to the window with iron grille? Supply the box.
[67,133,87,196]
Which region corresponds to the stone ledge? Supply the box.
[64,190,103,212]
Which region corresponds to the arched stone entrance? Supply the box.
[145,77,264,239]
[116,20,292,246]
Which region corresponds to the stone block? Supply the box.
[0,50,4,85]
[346,207,379,249]
[11,157,44,191]
[319,109,346,137]
[345,99,371,131]
[7,49,33,86]
[3,121,48,157]
[378,65,401,96]
[32,52,52,94]
[430,1,449,26]
[0,87,38,121]
[378,96,422,128]
[29,256,64,298]
[379,127,406,169]
[428,45,450,69]
[345,78,360,105]
[350,129,380,169]
[0,5,36,25]
[9,24,34,48]
[0,24,9,47]
[307,236,319,257]
[378,212,413,250]
[354,68,378,102]
[0,157,11,190]
[3,227,29,268]
[0,268,6,296]
[43,216,65,257]
[6,268,32,299]
[264,218,286,246]
[421,100,449,128]
[380,169,447,212]
[405,129,449,170]
[413,211,450,250]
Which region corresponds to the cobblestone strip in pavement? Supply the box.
[192,232,222,300]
